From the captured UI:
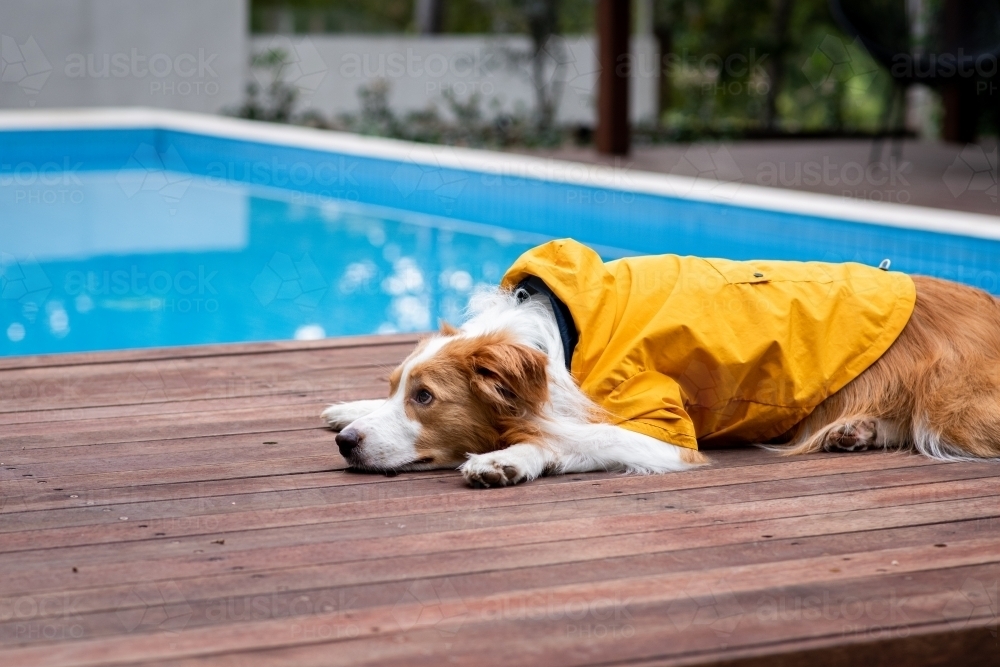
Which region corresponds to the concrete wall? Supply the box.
[0,0,248,113]
[251,34,659,124]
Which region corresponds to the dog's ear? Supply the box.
[440,321,459,336]
[468,341,548,416]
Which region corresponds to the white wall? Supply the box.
[251,34,659,125]
[0,0,248,113]
[0,0,658,126]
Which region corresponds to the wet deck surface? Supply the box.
[1,335,998,666]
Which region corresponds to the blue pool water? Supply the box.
[0,171,550,356]
[2,126,999,356]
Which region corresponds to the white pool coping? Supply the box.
[1,107,998,240]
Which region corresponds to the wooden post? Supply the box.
[941,0,977,143]
[415,0,444,34]
[596,0,630,155]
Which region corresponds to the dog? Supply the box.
[323,239,1000,487]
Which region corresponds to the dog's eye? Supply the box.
[414,389,434,405]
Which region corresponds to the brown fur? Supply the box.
[782,276,1000,459]
[680,448,710,465]
[403,331,549,467]
[385,276,999,469]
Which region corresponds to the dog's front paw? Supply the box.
[321,404,352,430]
[461,453,527,488]
[823,418,878,452]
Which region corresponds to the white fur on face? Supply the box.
[333,335,450,471]
[320,399,386,430]
[323,287,705,483]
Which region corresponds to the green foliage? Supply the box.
[654,0,893,136]
[461,0,593,34]
[246,0,908,141]
[251,0,413,33]
[250,0,595,34]
[330,80,569,147]
[786,26,891,133]
[228,48,299,122]
[230,50,568,147]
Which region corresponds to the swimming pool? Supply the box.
[2,109,999,357]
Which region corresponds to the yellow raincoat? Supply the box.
[502,239,916,450]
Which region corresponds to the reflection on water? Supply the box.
[5,165,999,357]
[0,172,547,355]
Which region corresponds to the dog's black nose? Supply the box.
[336,429,361,458]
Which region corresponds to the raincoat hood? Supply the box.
[502,239,916,450]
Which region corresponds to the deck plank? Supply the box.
[2,455,962,541]
[5,472,997,570]
[1,339,997,666]
[0,516,991,629]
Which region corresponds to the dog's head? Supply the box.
[335,327,549,471]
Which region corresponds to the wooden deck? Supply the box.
[1,335,997,667]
